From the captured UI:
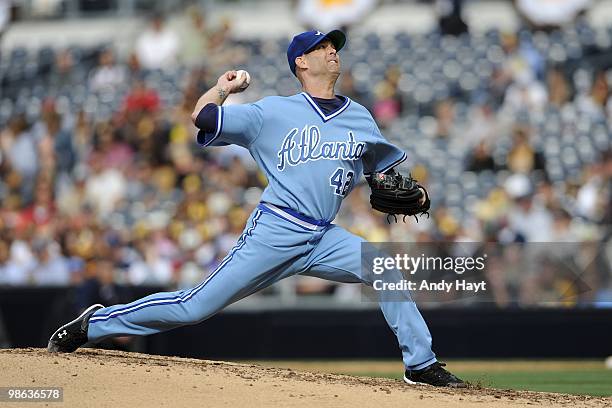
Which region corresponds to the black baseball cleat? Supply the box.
[47,304,104,353]
[404,362,467,388]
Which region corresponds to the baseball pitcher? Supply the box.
[48,30,465,388]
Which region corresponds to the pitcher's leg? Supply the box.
[377,296,436,370]
[303,225,436,370]
[88,210,294,342]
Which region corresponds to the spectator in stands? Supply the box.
[126,51,142,81]
[127,234,174,286]
[483,253,512,307]
[371,66,403,129]
[84,152,127,219]
[535,179,562,212]
[506,125,546,174]
[54,172,87,216]
[206,18,238,68]
[176,5,211,68]
[338,69,369,107]
[122,79,160,114]
[135,13,179,71]
[50,49,78,90]
[575,155,610,222]
[501,71,548,116]
[41,111,76,178]
[433,207,461,241]
[575,71,609,120]
[500,32,544,81]
[75,258,120,311]
[338,185,390,242]
[547,68,571,108]
[551,208,578,242]
[462,100,498,149]
[488,67,513,109]
[72,111,94,166]
[95,121,133,171]
[372,85,402,130]
[19,179,55,227]
[466,141,496,173]
[30,238,70,286]
[0,114,38,203]
[433,98,459,139]
[435,0,468,36]
[167,85,201,176]
[89,48,127,92]
[0,238,29,286]
[36,113,58,176]
[505,175,554,242]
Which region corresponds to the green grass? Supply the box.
[248,360,612,397]
[457,370,612,397]
[365,368,612,397]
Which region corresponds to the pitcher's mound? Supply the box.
[0,348,609,407]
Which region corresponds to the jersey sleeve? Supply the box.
[361,122,407,175]
[196,102,264,148]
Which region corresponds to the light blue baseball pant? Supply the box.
[88,204,437,370]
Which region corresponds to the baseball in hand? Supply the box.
[236,70,251,90]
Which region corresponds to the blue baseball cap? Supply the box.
[287,29,346,76]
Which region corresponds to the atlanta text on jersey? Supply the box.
[277,125,366,171]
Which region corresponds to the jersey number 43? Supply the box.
[330,167,354,197]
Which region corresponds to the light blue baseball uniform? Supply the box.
[88,92,437,370]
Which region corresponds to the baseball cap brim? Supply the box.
[305,29,346,54]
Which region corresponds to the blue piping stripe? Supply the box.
[218,106,224,138]
[90,210,262,323]
[90,210,261,323]
[96,209,261,319]
[282,208,329,226]
[267,203,329,226]
[198,106,224,147]
[301,92,351,122]
[257,203,329,231]
[257,204,308,230]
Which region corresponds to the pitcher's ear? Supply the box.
[295,55,307,70]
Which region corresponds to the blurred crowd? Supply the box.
[0,6,610,308]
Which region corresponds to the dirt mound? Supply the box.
[0,349,609,407]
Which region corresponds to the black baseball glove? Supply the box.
[367,171,431,223]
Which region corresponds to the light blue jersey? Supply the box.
[86,91,437,372]
[197,92,407,222]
